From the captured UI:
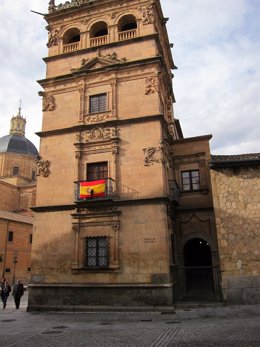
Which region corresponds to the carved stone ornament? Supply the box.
[145,74,159,95]
[76,206,118,215]
[38,92,56,112]
[86,113,110,124]
[47,28,60,48]
[143,147,161,166]
[53,1,93,13]
[72,51,127,72]
[139,0,155,24]
[37,159,50,177]
[77,126,119,143]
[159,140,173,167]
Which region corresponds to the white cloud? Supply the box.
[0,0,47,147]
[161,0,260,154]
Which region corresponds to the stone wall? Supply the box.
[211,165,260,303]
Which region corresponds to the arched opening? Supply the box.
[90,21,108,38]
[118,15,137,32]
[184,238,212,266]
[63,28,80,44]
[183,238,215,297]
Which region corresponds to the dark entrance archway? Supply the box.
[183,238,215,298]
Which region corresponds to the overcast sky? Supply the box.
[0,0,259,154]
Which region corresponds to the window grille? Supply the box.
[84,236,109,267]
[89,93,107,113]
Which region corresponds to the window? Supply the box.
[28,267,31,272]
[118,15,137,32]
[87,162,108,180]
[85,236,109,267]
[90,21,108,38]
[8,231,13,242]
[32,170,36,181]
[5,268,11,273]
[89,93,107,114]
[29,234,33,244]
[13,166,19,176]
[63,28,80,44]
[181,170,200,191]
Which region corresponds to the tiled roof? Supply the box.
[210,153,260,168]
[211,153,260,162]
[0,210,33,224]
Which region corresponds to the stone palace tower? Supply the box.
[28,0,221,310]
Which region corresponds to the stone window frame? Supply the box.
[71,220,120,273]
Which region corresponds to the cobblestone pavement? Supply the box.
[0,292,259,347]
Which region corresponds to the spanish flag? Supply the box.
[79,179,106,198]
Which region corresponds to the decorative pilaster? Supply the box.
[112,221,120,266]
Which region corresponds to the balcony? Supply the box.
[118,29,137,41]
[63,42,79,53]
[168,180,180,205]
[75,178,117,203]
[90,35,108,47]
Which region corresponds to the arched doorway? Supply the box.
[184,238,215,298]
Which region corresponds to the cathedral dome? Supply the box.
[0,106,39,158]
[0,133,38,158]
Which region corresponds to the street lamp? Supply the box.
[12,255,18,285]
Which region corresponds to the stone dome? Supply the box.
[0,133,38,158]
[0,106,39,158]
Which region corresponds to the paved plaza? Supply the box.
[0,291,259,346]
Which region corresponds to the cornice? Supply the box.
[31,196,173,213]
[35,114,165,138]
[38,55,163,87]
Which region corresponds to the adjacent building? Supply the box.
[210,154,260,304]
[0,108,38,283]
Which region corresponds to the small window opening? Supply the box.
[8,231,14,242]
[13,166,19,176]
[63,28,80,44]
[89,93,107,114]
[118,15,137,32]
[90,22,108,38]
[87,162,108,180]
[181,170,200,191]
[32,170,36,181]
[85,236,109,267]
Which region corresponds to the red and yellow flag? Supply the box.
[79,179,106,198]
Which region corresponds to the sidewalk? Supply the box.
[1,292,260,347]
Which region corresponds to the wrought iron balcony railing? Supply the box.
[75,178,117,202]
